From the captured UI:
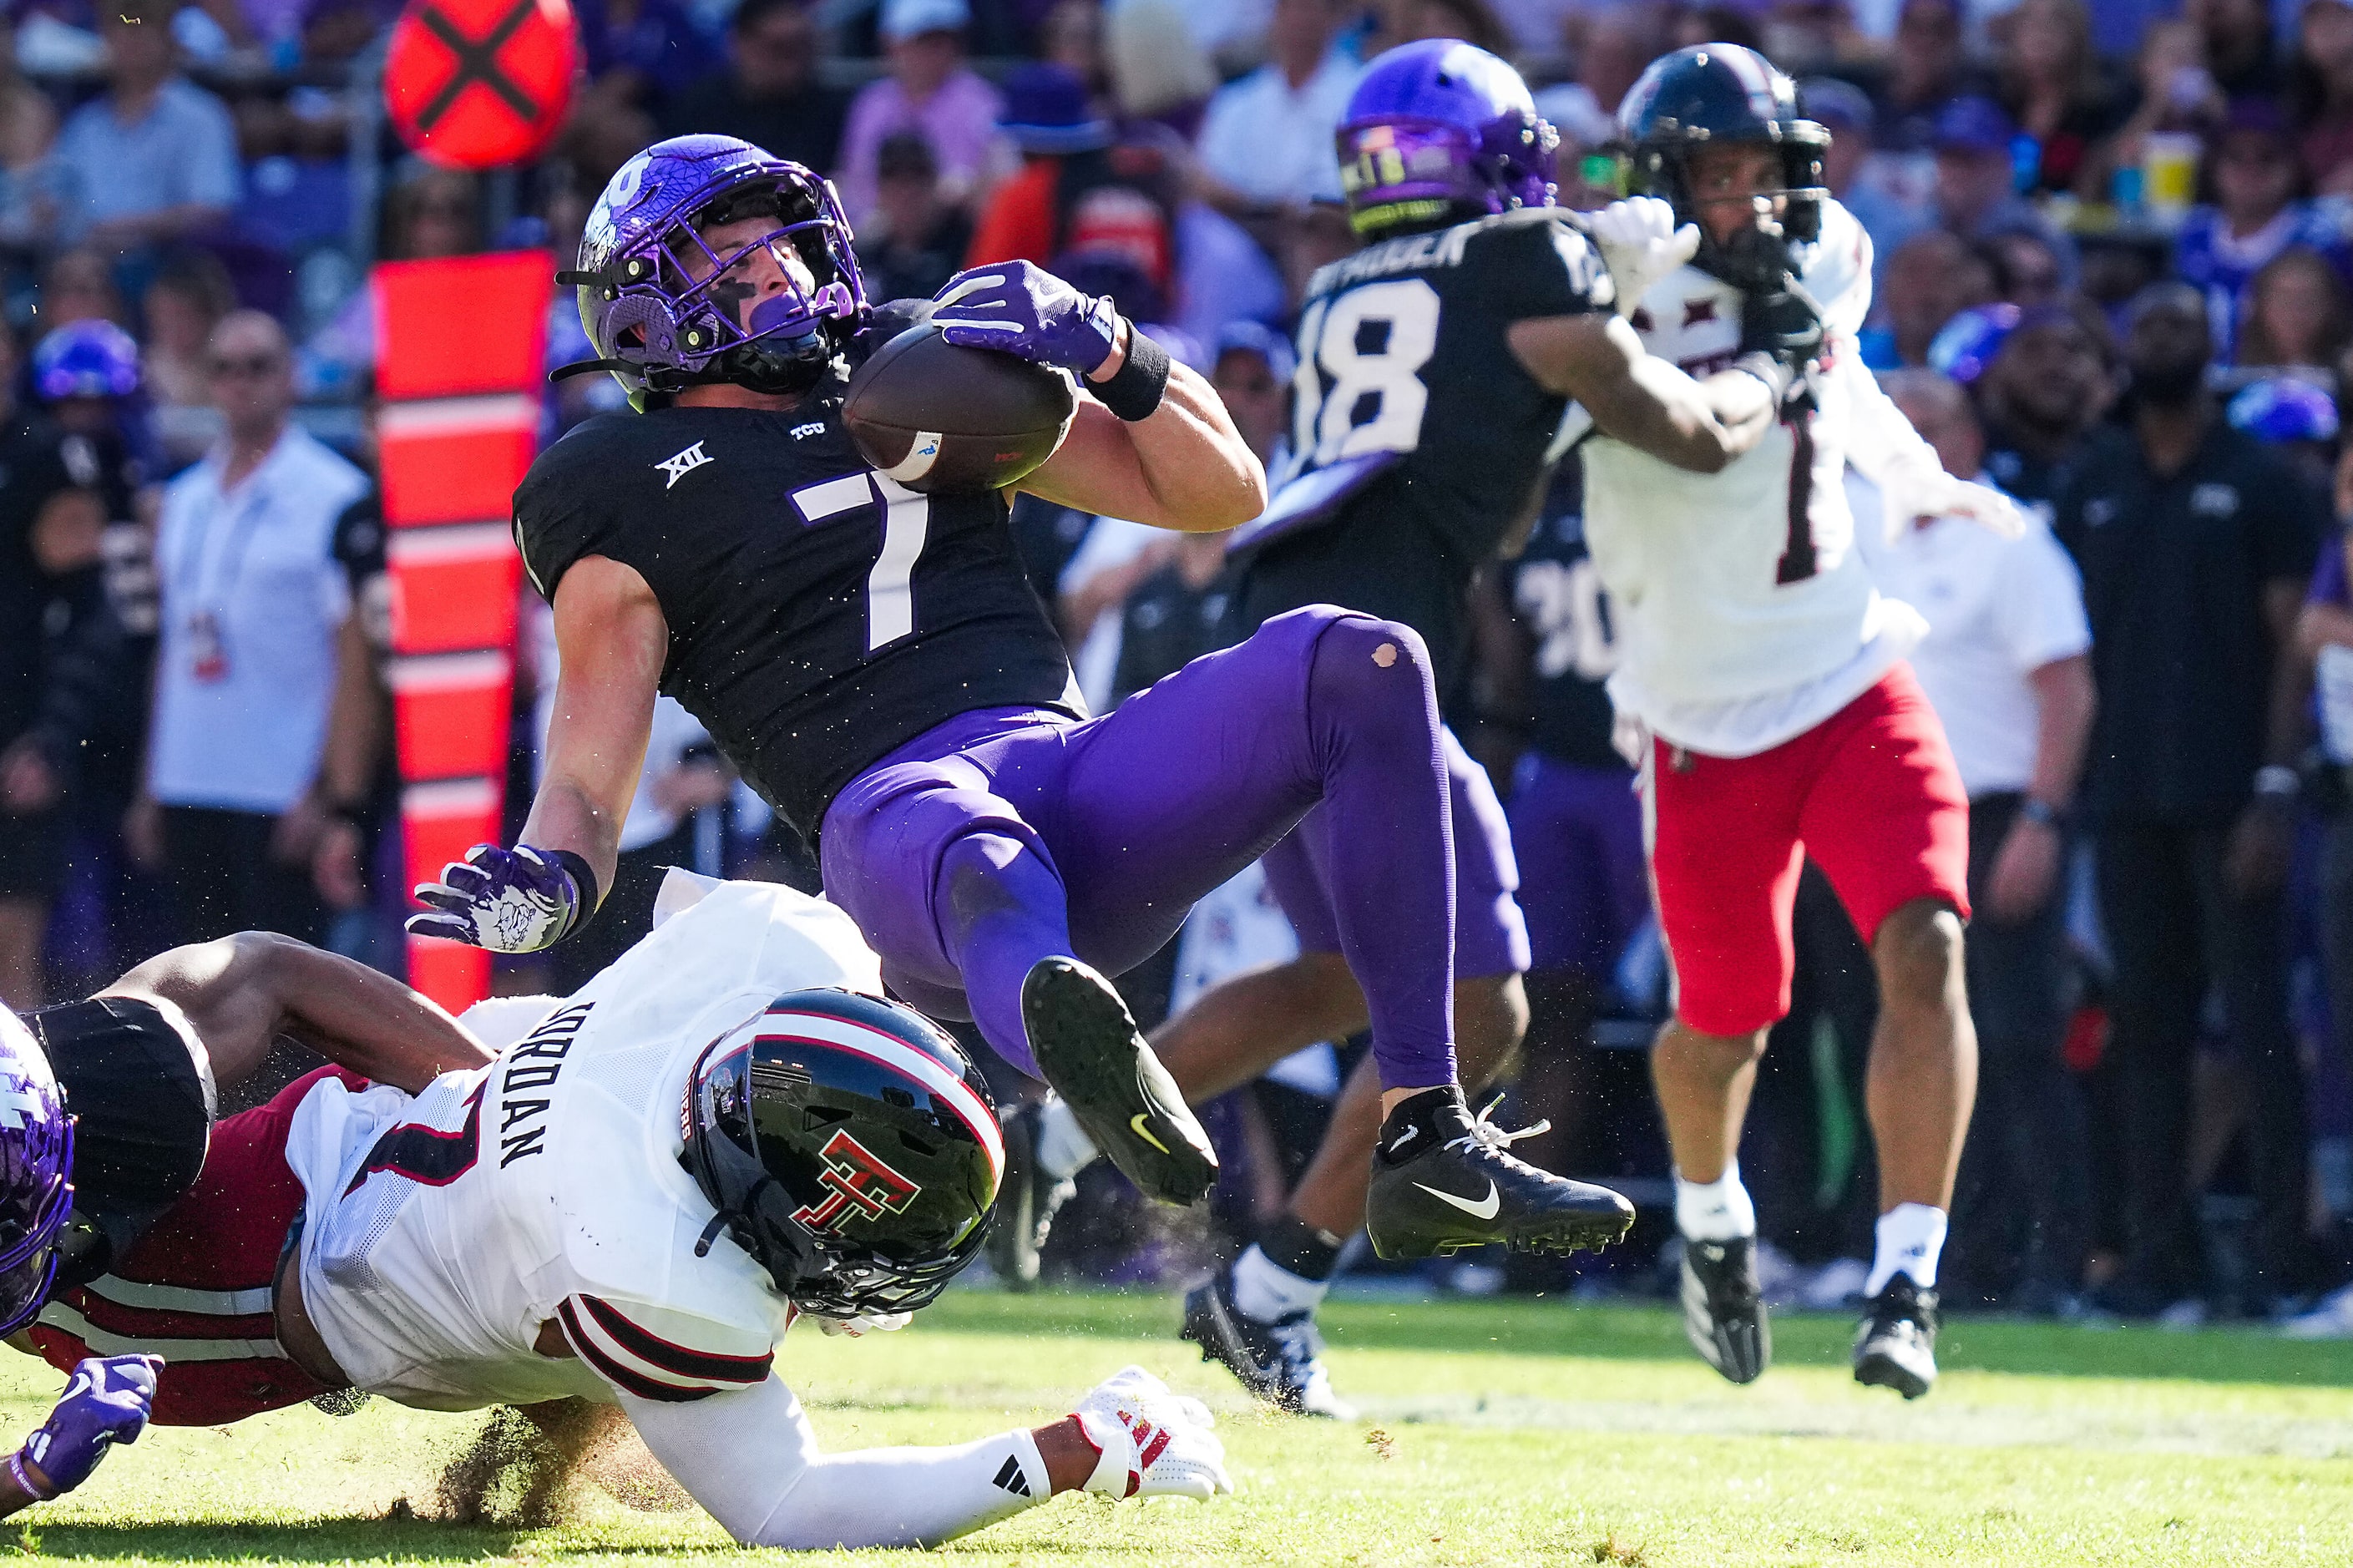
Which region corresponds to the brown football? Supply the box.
[843,321,1078,493]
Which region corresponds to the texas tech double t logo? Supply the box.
[792,1130,922,1232]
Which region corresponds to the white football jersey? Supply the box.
[284,877,884,1410]
[1580,199,1941,756]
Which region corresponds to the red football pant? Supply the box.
[1644,664,1971,1038]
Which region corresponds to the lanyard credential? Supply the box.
[171,462,275,685]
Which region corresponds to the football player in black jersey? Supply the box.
[994,42,1804,1413]
[408,124,1757,1261]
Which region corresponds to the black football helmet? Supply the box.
[1616,44,1829,290]
[681,989,1001,1318]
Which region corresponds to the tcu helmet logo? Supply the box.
[792,1129,922,1233]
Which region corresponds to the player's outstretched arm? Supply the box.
[1510,311,1774,473]
[101,932,493,1092]
[928,260,1265,532]
[406,556,664,954]
[0,1356,158,1520]
[619,1365,1229,1550]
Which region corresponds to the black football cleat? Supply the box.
[985,1100,1075,1291]
[1021,957,1216,1206]
[1681,1235,1771,1384]
[1182,1268,1355,1419]
[1364,1090,1634,1260]
[1853,1276,1941,1399]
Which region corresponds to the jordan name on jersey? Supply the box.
[286,878,882,1411]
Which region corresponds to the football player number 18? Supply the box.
[1291,279,1442,467]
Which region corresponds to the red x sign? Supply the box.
[386,0,576,170]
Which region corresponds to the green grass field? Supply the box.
[4,1288,2350,1566]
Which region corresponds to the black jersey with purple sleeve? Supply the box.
[509,310,1081,838]
[1229,209,1607,697]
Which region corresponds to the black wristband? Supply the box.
[2016,797,2065,831]
[547,847,602,927]
[1090,322,1170,422]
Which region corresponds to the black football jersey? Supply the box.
[1501,458,1625,771]
[512,323,1081,838]
[28,997,215,1292]
[1231,210,1607,697]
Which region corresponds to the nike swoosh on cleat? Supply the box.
[1412,1180,1500,1220]
[1130,1113,1171,1155]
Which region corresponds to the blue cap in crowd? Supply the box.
[1214,320,1296,384]
[1799,77,1875,139]
[1928,301,2081,385]
[999,63,1113,154]
[33,319,139,402]
[880,0,968,43]
[1933,95,2016,155]
[2229,377,2340,444]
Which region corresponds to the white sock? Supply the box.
[1865,1202,1947,1296]
[1672,1162,1756,1243]
[1034,1095,1098,1180]
[1229,1243,1328,1323]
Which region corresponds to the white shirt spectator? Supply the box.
[148,427,368,813]
[1849,470,2091,797]
[53,77,240,240]
[1196,51,1359,206]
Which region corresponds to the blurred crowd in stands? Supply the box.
[6,0,2353,1333]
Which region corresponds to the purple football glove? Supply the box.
[407,842,583,953]
[930,260,1120,375]
[15,1355,159,1501]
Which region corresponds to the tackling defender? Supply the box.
[9,877,1232,1547]
[997,41,1781,1416]
[0,933,493,1512]
[405,132,1718,1257]
[1586,46,2025,1398]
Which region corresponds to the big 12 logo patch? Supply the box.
[792,1129,923,1232]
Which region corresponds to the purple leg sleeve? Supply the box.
[821,606,1460,1090]
[1263,726,1530,980]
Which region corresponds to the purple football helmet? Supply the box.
[33,321,139,403]
[561,134,868,401]
[1335,40,1558,239]
[0,1011,73,1338]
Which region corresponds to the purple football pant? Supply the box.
[1263,725,1531,980]
[1506,751,1648,978]
[820,605,1460,1090]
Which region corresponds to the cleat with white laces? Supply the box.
[1364,1089,1634,1260]
[1180,1267,1356,1419]
[1681,1234,1771,1384]
[1853,1276,1939,1399]
[986,1101,1075,1291]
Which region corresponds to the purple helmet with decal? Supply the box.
[1336,39,1558,239]
[33,320,140,402]
[0,1011,73,1338]
[559,134,868,402]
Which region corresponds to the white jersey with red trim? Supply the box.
[283,877,886,1411]
[1580,199,1946,757]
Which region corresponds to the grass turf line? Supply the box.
[1,1290,2346,1566]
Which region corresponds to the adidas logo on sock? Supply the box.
[992,1454,1032,1496]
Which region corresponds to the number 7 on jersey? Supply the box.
[792,473,933,653]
